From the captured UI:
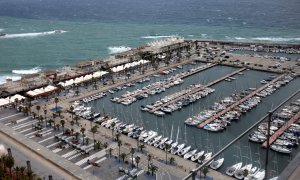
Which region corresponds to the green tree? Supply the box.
[74,115,80,124]
[165,143,171,164]
[130,148,135,167]
[120,153,127,163]
[147,154,152,172]
[117,140,122,162]
[149,165,158,176]
[54,97,59,113]
[91,125,99,150]
[202,167,209,178]
[80,127,86,145]
[139,143,145,153]
[169,157,175,165]
[60,120,65,134]
[135,156,141,169]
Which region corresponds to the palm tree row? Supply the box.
[0,154,40,180]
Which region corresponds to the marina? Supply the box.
[0,39,299,179]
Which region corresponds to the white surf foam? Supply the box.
[12,67,41,75]
[108,46,131,54]
[141,35,179,39]
[234,37,247,40]
[250,37,300,42]
[0,30,67,39]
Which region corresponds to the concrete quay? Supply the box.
[0,122,99,180]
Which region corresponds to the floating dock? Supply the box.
[198,73,288,128]
[262,111,300,148]
[149,67,246,113]
[119,63,217,102]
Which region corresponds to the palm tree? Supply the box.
[70,120,75,135]
[165,143,171,164]
[95,141,102,150]
[74,132,80,140]
[120,153,127,163]
[55,124,60,131]
[117,140,122,162]
[130,148,135,167]
[202,167,209,178]
[44,109,47,120]
[14,98,19,109]
[115,132,121,141]
[136,129,142,150]
[135,156,141,168]
[47,119,53,127]
[108,148,113,158]
[139,143,145,153]
[5,154,14,176]
[243,169,249,178]
[149,165,158,176]
[54,97,59,113]
[199,154,205,164]
[110,122,116,136]
[85,138,90,145]
[74,115,80,124]
[80,127,86,145]
[91,125,99,150]
[56,110,62,117]
[69,106,74,120]
[169,157,175,165]
[147,154,152,172]
[75,90,80,96]
[60,120,65,134]
[36,105,41,117]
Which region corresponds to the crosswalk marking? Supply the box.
[24,128,46,137]
[0,113,22,121]
[82,157,107,170]
[75,149,106,166]
[52,148,62,153]
[13,120,38,130]
[38,133,63,143]
[29,129,53,138]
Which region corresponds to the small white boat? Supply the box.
[171,143,185,154]
[244,169,265,180]
[234,164,253,179]
[209,158,224,170]
[178,146,191,156]
[191,150,204,162]
[270,144,292,154]
[183,149,197,159]
[198,152,212,164]
[226,162,243,176]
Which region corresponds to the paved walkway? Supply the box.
[0,122,99,180]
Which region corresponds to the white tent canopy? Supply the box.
[0,94,26,107]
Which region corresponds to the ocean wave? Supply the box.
[0,75,21,85]
[12,67,41,75]
[141,35,179,39]
[0,30,67,39]
[250,37,300,42]
[234,37,247,40]
[108,46,131,54]
[232,36,300,42]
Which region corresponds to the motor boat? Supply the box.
[209,158,224,170]
[183,149,197,159]
[191,150,204,162]
[198,152,212,164]
[178,146,191,156]
[234,164,253,179]
[270,144,292,154]
[226,162,243,176]
[171,143,185,154]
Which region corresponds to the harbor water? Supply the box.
[85,62,300,177]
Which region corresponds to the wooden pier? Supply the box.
[262,111,300,148]
[198,73,288,128]
[119,63,217,102]
[149,67,246,113]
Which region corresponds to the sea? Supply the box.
[0,0,300,84]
